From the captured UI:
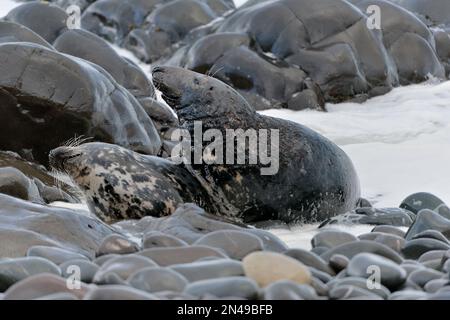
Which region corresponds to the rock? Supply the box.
[329,254,350,273]
[390,0,450,26]
[405,209,450,241]
[320,207,414,227]
[0,257,61,292]
[0,42,161,165]
[371,225,406,238]
[193,230,264,260]
[310,277,329,296]
[284,248,335,275]
[3,274,88,300]
[128,267,188,293]
[96,234,139,256]
[170,259,244,282]
[53,29,155,99]
[93,254,120,267]
[407,268,445,287]
[93,255,157,283]
[320,240,404,264]
[424,279,449,293]
[263,280,323,300]
[60,259,99,284]
[402,239,450,260]
[388,290,429,300]
[0,167,42,203]
[242,252,311,287]
[329,285,383,300]
[138,246,227,266]
[418,250,447,263]
[27,246,89,265]
[311,247,329,256]
[412,230,450,244]
[143,231,188,249]
[184,277,259,299]
[5,2,68,43]
[311,230,358,249]
[0,21,53,48]
[309,267,333,283]
[84,285,159,300]
[36,293,79,300]
[358,232,406,253]
[0,193,114,258]
[346,253,407,289]
[327,277,391,299]
[400,192,446,214]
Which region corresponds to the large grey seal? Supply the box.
[50,67,360,224]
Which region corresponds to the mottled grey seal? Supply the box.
[49,67,360,224]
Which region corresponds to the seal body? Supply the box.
[49,142,218,222]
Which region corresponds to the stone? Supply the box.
[3,274,88,300]
[328,285,383,300]
[184,277,259,299]
[138,246,227,266]
[93,254,119,267]
[0,167,42,203]
[0,257,61,292]
[329,254,349,273]
[405,209,450,241]
[418,250,447,263]
[371,225,406,238]
[60,259,99,284]
[36,293,79,300]
[193,230,264,260]
[311,230,358,249]
[96,234,139,256]
[27,246,89,265]
[143,231,188,249]
[424,279,449,293]
[412,230,450,244]
[170,259,244,282]
[128,267,188,293]
[242,252,311,287]
[347,253,407,289]
[320,240,404,264]
[0,21,53,48]
[284,248,335,275]
[402,239,450,260]
[388,290,429,300]
[263,280,323,300]
[358,232,406,253]
[84,285,159,300]
[327,277,391,299]
[407,268,445,287]
[400,192,446,214]
[93,255,157,283]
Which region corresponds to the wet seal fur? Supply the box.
[50,67,361,224]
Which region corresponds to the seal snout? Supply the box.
[49,146,81,171]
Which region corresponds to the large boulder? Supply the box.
[0,193,115,258]
[0,42,161,165]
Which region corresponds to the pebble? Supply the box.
[128,267,188,293]
[329,254,349,273]
[320,240,403,264]
[143,231,188,249]
[284,248,335,275]
[60,259,99,284]
[96,234,139,256]
[309,267,333,283]
[400,192,445,214]
[402,239,450,260]
[0,257,61,291]
[424,279,449,293]
[3,274,88,300]
[138,246,227,266]
[328,285,383,300]
[84,285,159,300]
[245,229,288,253]
[242,252,311,287]
[358,232,405,253]
[184,277,259,299]
[388,290,429,300]
[93,254,119,266]
[412,230,449,244]
[418,250,447,263]
[371,225,406,238]
[346,253,407,289]
[311,230,357,249]
[327,277,391,299]
[27,245,89,265]
[405,209,450,241]
[193,230,264,260]
[35,293,79,300]
[310,277,329,296]
[407,268,445,287]
[93,254,157,283]
[310,246,329,255]
[263,280,323,300]
[170,259,244,282]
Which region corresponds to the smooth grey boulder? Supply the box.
[27,246,89,265]
[169,259,244,282]
[184,276,259,299]
[128,267,188,293]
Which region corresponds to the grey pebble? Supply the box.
[284,248,335,275]
[96,234,139,256]
[412,230,449,244]
[371,225,406,238]
[138,246,227,266]
[93,254,157,283]
[311,230,357,249]
[27,245,89,265]
[407,268,445,287]
[193,230,263,260]
[84,285,159,300]
[93,254,119,266]
[329,254,349,273]
[143,231,188,249]
[388,290,429,300]
[184,277,259,299]
[128,267,188,293]
[35,293,79,300]
[405,209,450,241]
[170,259,244,282]
[60,259,99,284]
[358,232,405,253]
[402,239,450,260]
[424,279,449,293]
[263,280,323,300]
[329,285,383,300]
[327,277,390,299]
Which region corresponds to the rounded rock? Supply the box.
[184,277,259,299]
[96,234,139,256]
[60,259,99,284]
[311,230,358,249]
[93,255,157,283]
[128,267,188,293]
[143,231,188,249]
[169,259,244,282]
[27,246,89,265]
[263,280,322,300]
